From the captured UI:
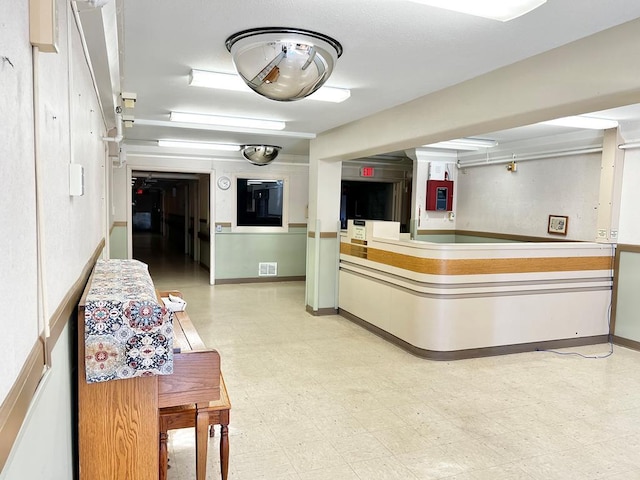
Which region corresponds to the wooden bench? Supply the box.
[157,291,231,480]
[159,374,230,480]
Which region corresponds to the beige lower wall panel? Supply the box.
[0,324,74,480]
[339,270,611,351]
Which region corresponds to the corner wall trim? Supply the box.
[0,238,104,474]
[47,238,105,356]
[339,309,609,360]
[0,340,45,472]
[308,231,338,239]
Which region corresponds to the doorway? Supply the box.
[128,169,215,284]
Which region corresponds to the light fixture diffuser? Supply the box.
[189,69,350,103]
[423,137,498,151]
[169,111,286,131]
[407,0,546,22]
[157,140,240,151]
[541,116,619,130]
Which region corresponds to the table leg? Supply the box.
[195,409,209,480]
[159,431,169,480]
[220,424,229,480]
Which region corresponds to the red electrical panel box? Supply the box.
[426,180,454,211]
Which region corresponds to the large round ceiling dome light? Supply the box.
[225,28,343,102]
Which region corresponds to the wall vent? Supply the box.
[258,262,277,276]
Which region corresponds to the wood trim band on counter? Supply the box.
[341,243,612,275]
[288,223,307,228]
[340,309,610,360]
[0,340,46,472]
[307,231,338,239]
[47,239,105,358]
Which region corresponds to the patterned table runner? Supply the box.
[84,259,174,383]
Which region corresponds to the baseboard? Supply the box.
[305,305,339,316]
[340,309,609,360]
[215,276,305,285]
[612,335,640,352]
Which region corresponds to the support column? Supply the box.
[305,151,342,315]
[596,128,625,243]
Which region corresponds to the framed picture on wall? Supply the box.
[548,215,568,235]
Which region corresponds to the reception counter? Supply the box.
[338,229,614,359]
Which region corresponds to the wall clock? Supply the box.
[217,176,231,190]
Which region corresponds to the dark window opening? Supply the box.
[340,180,394,230]
[236,179,284,227]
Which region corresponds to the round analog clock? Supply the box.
[217,176,231,190]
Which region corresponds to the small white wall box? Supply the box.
[428,162,446,180]
[69,164,84,196]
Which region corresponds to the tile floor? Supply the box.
[140,241,640,480]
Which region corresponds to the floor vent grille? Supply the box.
[258,262,277,276]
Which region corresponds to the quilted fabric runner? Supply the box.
[84,259,173,383]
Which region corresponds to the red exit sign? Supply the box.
[360,166,375,177]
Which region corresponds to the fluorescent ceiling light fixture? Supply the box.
[189,69,350,103]
[423,137,498,151]
[170,111,286,131]
[541,116,619,130]
[407,0,546,22]
[157,140,240,151]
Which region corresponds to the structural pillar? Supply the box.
[305,149,342,315]
[596,128,625,243]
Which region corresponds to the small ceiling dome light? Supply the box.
[225,28,343,102]
[241,145,282,166]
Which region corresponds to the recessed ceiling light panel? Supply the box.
[170,111,286,131]
[423,137,498,150]
[225,27,343,102]
[407,0,546,22]
[189,69,351,103]
[157,140,240,151]
[541,116,619,130]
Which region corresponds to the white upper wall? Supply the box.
[0,0,39,401]
[0,0,107,404]
[456,153,601,240]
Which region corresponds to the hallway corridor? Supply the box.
[141,248,640,480]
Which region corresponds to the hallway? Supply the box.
[143,251,640,480]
